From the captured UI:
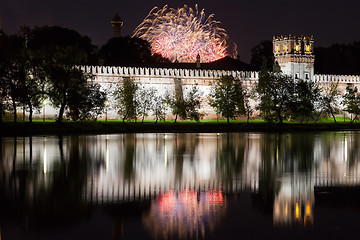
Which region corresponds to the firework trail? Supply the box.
[133,4,228,63]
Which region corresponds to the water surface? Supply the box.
[0,132,359,239]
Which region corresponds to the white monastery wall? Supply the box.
[23,34,360,121]
[30,65,360,121]
[83,66,258,120]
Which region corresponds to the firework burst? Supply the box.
[133,5,228,63]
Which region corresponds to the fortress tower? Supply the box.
[111,13,123,38]
[273,35,315,80]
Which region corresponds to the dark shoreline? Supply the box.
[1,121,360,136]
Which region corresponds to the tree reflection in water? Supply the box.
[0,132,360,238]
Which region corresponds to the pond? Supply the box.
[0,132,359,239]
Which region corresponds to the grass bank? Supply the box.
[1,119,360,136]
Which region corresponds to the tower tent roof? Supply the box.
[111,13,123,24]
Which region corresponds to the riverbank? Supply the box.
[1,121,360,136]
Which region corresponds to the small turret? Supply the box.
[111,13,123,38]
[196,53,201,68]
[273,35,315,80]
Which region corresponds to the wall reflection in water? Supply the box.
[1,132,360,237]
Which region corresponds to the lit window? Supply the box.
[306,45,310,54]
[295,44,299,52]
[284,45,287,52]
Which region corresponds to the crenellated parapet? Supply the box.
[273,35,315,81]
[273,35,314,56]
[314,74,360,83]
[80,65,259,82]
[80,65,360,86]
[80,65,360,85]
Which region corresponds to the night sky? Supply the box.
[2,0,360,63]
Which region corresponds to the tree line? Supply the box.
[0,25,167,123]
[1,26,358,123]
[107,66,356,124]
[112,78,203,123]
[0,26,108,123]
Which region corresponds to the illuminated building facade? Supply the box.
[273,35,315,80]
[24,27,360,120]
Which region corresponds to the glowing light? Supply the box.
[295,44,300,52]
[344,136,348,163]
[284,204,288,217]
[207,189,224,207]
[157,188,224,213]
[133,4,228,63]
[296,202,299,220]
[306,201,311,217]
[43,138,47,174]
[146,188,226,239]
[306,45,310,54]
[106,135,109,172]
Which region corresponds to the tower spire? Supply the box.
[111,12,123,38]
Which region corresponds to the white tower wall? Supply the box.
[273,35,315,80]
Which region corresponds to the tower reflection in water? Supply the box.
[1,132,360,238]
[273,175,314,226]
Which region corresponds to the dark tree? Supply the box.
[113,77,139,122]
[342,84,360,123]
[166,79,187,123]
[250,40,274,70]
[184,84,204,121]
[319,82,340,123]
[28,26,98,65]
[27,26,100,122]
[16,28,48,122]
[209,75,245,123]
[0,32,12,122]
[256,68,295,124]
[137,87,156,123]
[152,94,166,123]
[242,87,254,123]
[0,34,26,122]
[292,80,321,123]
[99,37,171,66]
[47,64,92,122]
[99,37,153,65]
[67,82,107,121]
[315,42,360,75]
